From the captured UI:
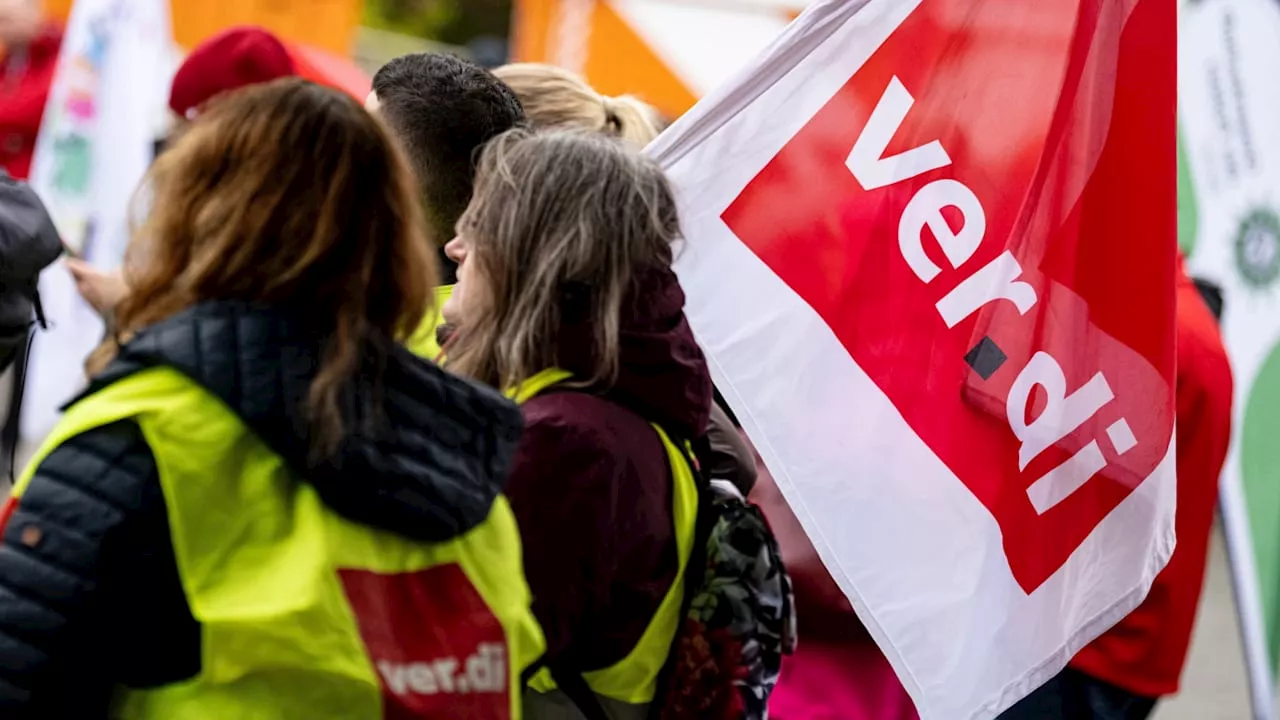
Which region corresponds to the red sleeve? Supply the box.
[0,497,15,536]
[1174,280,1234,507]
[502,409,620,665]
[0,48,57,137]
[0,37,60,179]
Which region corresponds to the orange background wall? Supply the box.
[43,0,362,53]
[511,0,697,118]
[511,0,806,120]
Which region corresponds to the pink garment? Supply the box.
[748,445,918,720]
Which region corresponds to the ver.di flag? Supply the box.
[648,0,1177,717]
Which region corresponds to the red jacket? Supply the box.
[1071,258,1234,697]
[503,265,713,670]
[0,26,61,180]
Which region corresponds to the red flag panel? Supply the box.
[722,0,1175,592]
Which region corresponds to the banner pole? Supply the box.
[1220,473,1277,720]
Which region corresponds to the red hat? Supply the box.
[169,26,298,119]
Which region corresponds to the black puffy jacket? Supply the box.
[0,172,62,374]
[0,301,525,717]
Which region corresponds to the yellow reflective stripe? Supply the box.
[515,368,698,705]
[527,666,555,693]
[21,367,543,719]
[581,424,697,704]
[405,284,456,362]
[506,368,574,405]
[13,369,193,499]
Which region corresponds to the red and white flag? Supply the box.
[648,0,1176,717]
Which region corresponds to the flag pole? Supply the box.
[1220,474,1277,720]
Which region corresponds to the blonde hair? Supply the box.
[446,129,680,391]
[493,63,662,145]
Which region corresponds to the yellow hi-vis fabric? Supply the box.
[407,285,456,361]
[14,366,544,719]
[508,368,698,707]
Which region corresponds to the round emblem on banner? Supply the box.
[1235,208,1280,290]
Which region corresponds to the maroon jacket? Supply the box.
[503,265,713,671]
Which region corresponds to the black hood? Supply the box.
[79,301,524,542]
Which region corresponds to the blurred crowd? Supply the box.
[0,3,1234,720]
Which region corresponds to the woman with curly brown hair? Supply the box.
[0,78,543,719]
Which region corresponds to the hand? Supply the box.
[65,259,129,316]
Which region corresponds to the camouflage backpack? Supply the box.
[650,450,797,720]
[550,449,797,720]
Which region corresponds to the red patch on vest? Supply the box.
[0,497,16,536]
[339,564,510,719]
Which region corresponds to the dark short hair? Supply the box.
[372,54,524,256]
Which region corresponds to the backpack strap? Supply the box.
[550,664,612,720]
[646,436,715,720]
[0,328,31,482]
[522,649,612,720]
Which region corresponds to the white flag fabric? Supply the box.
[23,0,173,443]
[648,0,1178,717]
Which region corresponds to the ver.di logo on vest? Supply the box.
[377,643,507,697]
[340,564,511,719]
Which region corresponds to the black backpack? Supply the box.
[0,172,60,375]
[0,173,62,476]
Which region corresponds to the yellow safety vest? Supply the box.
[407,285,456,361]
[509,369,698,716]
[13,366,545,719]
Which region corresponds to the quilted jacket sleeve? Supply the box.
[0,419,196,718]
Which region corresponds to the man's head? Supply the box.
[368,53,524,271]
[0,0,41,48]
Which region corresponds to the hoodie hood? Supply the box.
[81,301,524,542]
[557,265,712,439]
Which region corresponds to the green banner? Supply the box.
[1177,124,1198,255]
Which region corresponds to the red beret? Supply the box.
[169,26,298,119]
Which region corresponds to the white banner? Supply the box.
[23,0,172,443]
[1180,0,1280,717]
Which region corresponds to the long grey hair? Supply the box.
[446,129,681,392]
